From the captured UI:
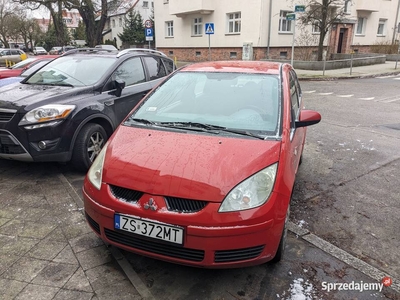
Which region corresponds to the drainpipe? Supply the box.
[392,0,400,44]
[267,0,273,59]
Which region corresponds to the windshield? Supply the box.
[128,72,281,137]
[25,56,115,86]
[11,58,36,69]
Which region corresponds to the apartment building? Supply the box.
[103,0,154,49]
[154,0,400,61]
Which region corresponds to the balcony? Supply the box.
[355,0,379,12]
[169,0,214,17]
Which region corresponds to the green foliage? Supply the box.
[73,20,86,41]
[118,10,145,46]
[40,24,71,51]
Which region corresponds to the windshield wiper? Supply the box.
[158,121,225,130]
[128,118,157,125]
[217,128,266,140]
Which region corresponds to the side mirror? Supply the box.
[115,79,126,97]
[295,110,321,128]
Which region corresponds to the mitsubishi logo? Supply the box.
[144,198,157,211]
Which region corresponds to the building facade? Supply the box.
[102,0,154,49]
[154,0,400,61]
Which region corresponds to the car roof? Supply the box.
[180,61,282,75]
[61,48,172,60]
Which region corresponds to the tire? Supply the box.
[269,206,290,263]
[71,123,108,172]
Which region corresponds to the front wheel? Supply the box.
[71,123,108,172]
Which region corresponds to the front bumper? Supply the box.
[83,183,289,268]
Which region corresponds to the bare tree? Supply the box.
[295,0,347,61]
[0,0,23,47]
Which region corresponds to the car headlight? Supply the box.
[219,163,278,212]
[19,104,75,126]
[87,142,108,190]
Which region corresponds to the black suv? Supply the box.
[0,48,175,170]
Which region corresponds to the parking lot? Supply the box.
[1,75,399,299]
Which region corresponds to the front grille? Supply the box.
[214,245,265,263]
[85,212,100,234]
[109,185,143,203]
[105,228,204,262]
[0,111,15,122]
[165,197,208,213]
[0,134,26,154]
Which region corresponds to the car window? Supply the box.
[162,58,175,74]
[25,56,115,86]
[289,70,300,124]
[114,57,145,87]
[130,72,280,135]
[12,58,36,69]
[1,50,11,56]
[143,57,167,80]
[20,60,51,77]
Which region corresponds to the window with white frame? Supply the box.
[344,0,351,14]
[227,12,241,33]
[112,19,116,28]
[143,1,148,8]
[119,18,122,27]
[356,17,366,35]
[377,19,387,36]
[279,11,293,32]
[312,21,320,34]
[193,17,202,36]
[166,21,174,37]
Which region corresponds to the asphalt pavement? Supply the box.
[1,62,400,299]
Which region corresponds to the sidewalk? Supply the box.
[0,161,142,300]
[295,60,400,80]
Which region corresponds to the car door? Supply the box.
[103,56,152,124]
[288,69,306,175]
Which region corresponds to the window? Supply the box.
[119,18,122,27]
[196,51,201,57]
[356,17,366,35]
[162,58,175,73]
[114,57,145,87]
[344,0,351,14]
[144,57,167,80]
[227,12,241,33]
[169,50,174,55]
[143,1,148,8]
[377,19,386,36]
[312,21,320,34]
[289,71,300,126]
[163,0,169,3]
[166,21,174,37]
[112,19,116,28]
[279,11,293,32]
[193,18,202,36]
[230,52,237,58]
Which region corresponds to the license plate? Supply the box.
[114,214,184,245]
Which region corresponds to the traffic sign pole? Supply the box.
[208,34,211,61]
[205,23,215,61]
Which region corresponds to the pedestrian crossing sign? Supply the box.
[205,23,215,34]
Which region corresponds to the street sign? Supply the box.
[286,13,295,21]
[145,28,154,41]
[144,19,153,28]
[295,5,305,12]
[205,23,215,35]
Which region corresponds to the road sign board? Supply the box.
[144,19,153,28]
[205,23,215,35]
[286,13,296,21]
[145,28,154,41]
[295,5,305,12]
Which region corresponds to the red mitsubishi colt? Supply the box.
[83,61,321,268]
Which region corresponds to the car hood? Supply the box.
[103,126,281,202]
[0,83,92,110]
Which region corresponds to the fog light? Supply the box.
[38,141,47,150]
